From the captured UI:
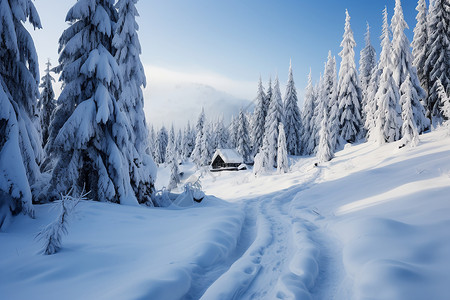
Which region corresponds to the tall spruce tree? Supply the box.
[326,54,340,152]
[373,7,402,144]
[337,10,363,144]
[182,121,194,160]
[411,0,429,93]
[113,0,155,203]
[359,22,377,127]
[425,0,450,124]
[317,107,334,163]
[277,123,289,174]
[154,126,168,164]
[400,74,420,147]
[301,70,316,155]
[263,76,284,167]
[165,124,176,164]
[252,77,267,153]
[236,108,252,163]
[45,0,146,205]
[0,0,42,228]
[38,59,56,148]
[191,108,206,166]
[391,0,429,133]
[283,61,302,155]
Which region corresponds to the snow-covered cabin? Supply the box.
[210,149,246,171]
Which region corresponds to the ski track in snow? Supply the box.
[190,162,333,300]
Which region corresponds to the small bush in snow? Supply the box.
[36,189,88,255]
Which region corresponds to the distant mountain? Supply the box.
[143,81,254,129]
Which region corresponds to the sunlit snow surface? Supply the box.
[1,128,450,299]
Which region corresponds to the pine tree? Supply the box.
[229,115,238,149]
[425,0,450,124]
[263,76,284,167]
[277,123,289,174]
[45,0,145,205]
[437,79,450,123]
[283,61,302,155]
[191,108,206,166]
[38,59,56,148]
[326,54,340,152]
[236,108,252,163]
[311,73,325,154]
[400,74,420,147]
[365,67,383,140]
[317,107,334,163]
[252,77,267,153]
[199,121,212,166]
[154,126,168,164]
[337,10,363,144]
[176,128,183,159]
[0,0,42,227]
[265,78,272,120]
[215,117,229,149]
[301,70,315,155]
[113,0,155,203]
[391,0,429,134]
[182,121,194,160]
[412,0,429,93]
[373,7,402,144]
[165,125,176,164]
[359,22,377,127]
[148,125,156,158]
[168,159,180,191]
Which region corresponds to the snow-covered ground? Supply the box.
[1,128,450,299]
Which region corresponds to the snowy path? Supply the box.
[196,164,331,299]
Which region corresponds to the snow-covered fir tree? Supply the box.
[317,107,334,163]
[373,7,402,144]
[424,0,450,124]
[215,117,229,149]
[165,125,176,164]
[229,115,238,149]
[191,108,206,166]
[38,59,56,148]
[252,77,267,153]
[359,22,377,126]
[365,67,383,139]
[283,61,302,156]
[176,128,183,159]
[182,121,194,160]
[265,78,272,121]
[45,0,148,205]
[148,125,156,158]
[113,0,155,203]
[437,79,450,124]
[337,9,363,144]
[400,74,420,147]
[154,126,168,164]
[301,70,316,155]
[326,54,341,152]
[277,123,289,174]
[0,0,42,227]
[391,0,429,133]
[199,121,213,166]
[167,159,180,191]
[263,76,284,167]
[310,73,326,154]
[411,0,429,93]
[236,108,252,164]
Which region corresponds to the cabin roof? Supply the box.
[211,149,243,164]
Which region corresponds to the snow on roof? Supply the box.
[212,149,243,164]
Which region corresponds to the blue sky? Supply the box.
[29,0,420,127]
